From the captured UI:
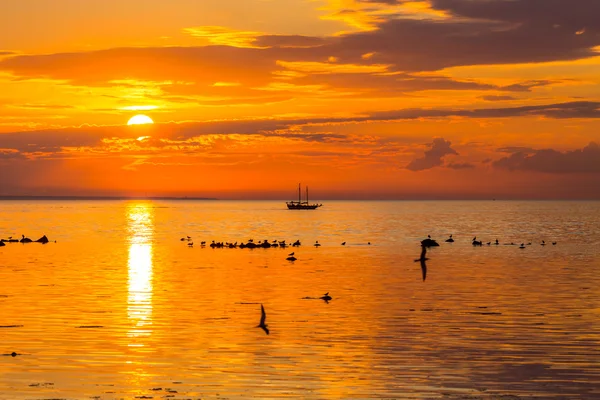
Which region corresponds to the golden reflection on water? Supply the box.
[127,203,154,346]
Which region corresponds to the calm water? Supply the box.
[1,200,599,399]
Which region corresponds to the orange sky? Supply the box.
[1,0,600,199]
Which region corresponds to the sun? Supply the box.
[127,114,154,125]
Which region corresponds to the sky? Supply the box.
[1,0,600,199]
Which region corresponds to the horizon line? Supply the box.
[0,195,599,201]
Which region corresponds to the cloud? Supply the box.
[447,162,475,169]
[329,0,600,72]
[406,138,458,171]
[493,142,600,173]
[1,100,598,157]
[0,148,26,160]
[1,0,599,100]
[480,95,518,102]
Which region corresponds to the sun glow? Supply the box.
[127,114,154,125]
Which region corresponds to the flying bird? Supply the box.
[257,304,269,335]
[414,246,428,281]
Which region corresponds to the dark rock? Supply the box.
[36,235,49,244]
[421,238,439,247]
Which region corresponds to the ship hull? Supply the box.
[286,202,321,210]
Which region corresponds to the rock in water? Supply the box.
[35,235,49,244]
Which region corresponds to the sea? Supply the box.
[0,200,599,399]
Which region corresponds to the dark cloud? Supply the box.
[500,80,559,92]
[0,149,26,160]
[431,0,600,31]
[447,162,475,169]
[0,45,550,98]
[497,146,536,154]
[0,100,598,158]
[493,142,600,173]
[1,0,598,94]
[336,0,600,71]
[331,18,599,71]
[480,95,518,102]
[369,101,600,120]
[406,138,458,171]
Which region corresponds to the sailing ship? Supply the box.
[286,184,323,210]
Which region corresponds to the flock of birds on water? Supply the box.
[0,234,51,246]
[0,232,559,340]
[176,233,558,333]
[415,234,558,282]
[175,236,367,334]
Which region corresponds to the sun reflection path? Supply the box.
[127,203,154,346]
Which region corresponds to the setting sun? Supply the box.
[127,114,154,126]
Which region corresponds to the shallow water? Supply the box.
[1,200,599,399]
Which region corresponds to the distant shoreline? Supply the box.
[0,197,598,201]
[0,196,218,201]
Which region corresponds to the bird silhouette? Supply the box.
[414,245,428,281]
[341,242,346,246]
[445,234,454,243]
[320,292,332,302]
[288,252,295,256]
[257,304,269,335]
[314,241,321,247]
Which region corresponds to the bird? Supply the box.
[286,255,297,261]
[541,240,546,246]
[314,241,321,247]
[552,242,557,245]
[341,242,346,246]
[519,243,526,249]
[445,234,454,243]
[495,239,499,245]
[414,246,429,262]
[288,252,295,256]
[257,304,269,335]
[320,292,332,302]
[414,246,428,281]
[20,234,32,243]
[188,242,193,247]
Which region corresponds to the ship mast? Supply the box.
[306,186,309,204]
[298,183,301,203]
